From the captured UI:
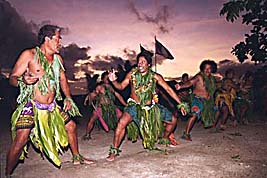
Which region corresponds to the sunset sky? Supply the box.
[6,0,249,78]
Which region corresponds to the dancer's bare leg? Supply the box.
[213,110,221,128]
[182,115,197,141]
[6,129,31,175]
[163,115,177,138]
[83,111,98,140]
[164,115,178,146]
[115,108,123,120]
[65,120,94,165]
[219,106,229,130]
[240,104,248,125]
[106,112,132,161]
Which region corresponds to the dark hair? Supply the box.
[225,69,234,76]
[96,81,104,87]
[137,51,152,65]
[182,73,189,79]
[101,71,109,81]
[199,60,217,73]
[38,24,61,45]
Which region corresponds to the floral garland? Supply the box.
[126,68,164,150]
[131,68,156,105]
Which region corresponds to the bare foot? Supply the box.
[168,144,177,148]
[73,154,95,165]
[169,133,179,146]
[181,132,192,141]
[220,124,226,131]
[106,153,116,162]
[82,134,91,141]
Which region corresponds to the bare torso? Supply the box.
[193,74,209,99]
[26,48,57,104]
[222,78,235,93]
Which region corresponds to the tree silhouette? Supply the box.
[220,0,267,64]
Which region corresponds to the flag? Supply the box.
[140,44,146,53]
[155,38,174,59]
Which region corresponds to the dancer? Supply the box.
[175,60,219,141]
[106,50,187,161]
[83,72,126,140]
[6,25,93,176]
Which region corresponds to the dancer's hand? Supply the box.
[213,73,224,80]
[175,83,181,90]
[84,92,96,105]
[108,68,117,82]
[23,69,39,85]
[83,95,89,106]
[180,107,187,116]
[64,98,72,111]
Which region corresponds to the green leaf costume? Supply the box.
[95,85,118,130]
[200,72,217,127]
[11,47,81,166]
[126,68,163,150]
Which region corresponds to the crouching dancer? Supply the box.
[6,25,94,176]
[106,50,187,161]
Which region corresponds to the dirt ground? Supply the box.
[1,109,267,178]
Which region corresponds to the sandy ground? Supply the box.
[1,108,267,178]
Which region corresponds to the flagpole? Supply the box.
[154,36,157,72]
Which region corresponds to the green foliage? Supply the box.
[220,0,267,63]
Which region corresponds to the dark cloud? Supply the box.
[0,0,38,68]
[0,0,170,80]
[60,43,90,61]
[27,20,70,36]
[60,43,91,79]
[128,0,172,34]
[217,59,262,77]
[122,48,137,61]
[87,47,138,72]
[0,0,70,70]
[88,47,166,73]
[89,55,125,71]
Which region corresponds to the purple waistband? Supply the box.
[34,100,56,111]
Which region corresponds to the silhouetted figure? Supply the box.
[86,73,99,92]
[234,71,254,125]
[83,72,126,140]
[124,60,132,73]
[213,69,239,130]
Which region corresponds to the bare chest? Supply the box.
[27,58,54,78]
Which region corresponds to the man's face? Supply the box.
[137,56,150,74]
[203,64,212,76]
[48,31,62,53]
[96,85,104,94]
[182,76,189,83]
[103,75,109,84]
